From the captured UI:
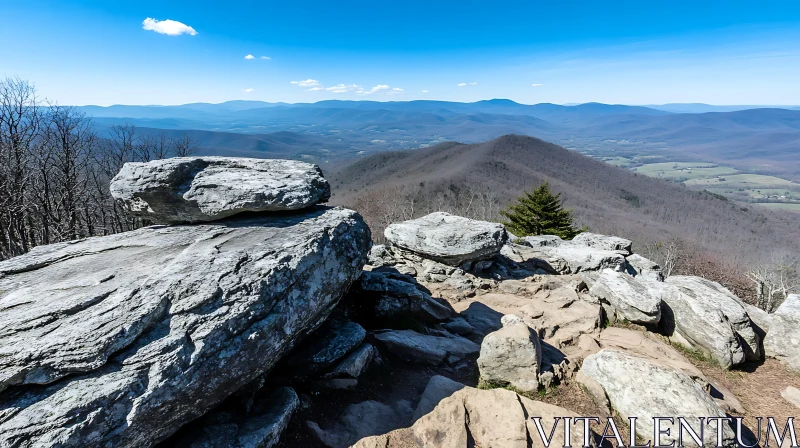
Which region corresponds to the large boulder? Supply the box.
[589,269,662,324]
[764,294,800,372]
[660,276,761,368]
[110,157,331,223]
[580,349,733,447]
[477,315,543,392]
[0,207,370,447]
[572,232,632,255]
[531,243,627,274]
[383,212,507,266]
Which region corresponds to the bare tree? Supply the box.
[748,252,800,312]
[173,134,197,157]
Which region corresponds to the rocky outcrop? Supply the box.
[572,232,633,254]
[307,399,413,448]
[322,344,377,379]
[589,269,662,324]
[660,276,761,368]
[110,157,331,223]
[284,319,366,376]
[0,207,370,447]
[521,235,563,247]
[624,253,664,281]
[763,294,800,372]
[383,212,507,265]
[580,349,733,447]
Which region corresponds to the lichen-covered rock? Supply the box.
[110,157,331,223]
[383,212,507,266]
[580,349,733,447]
[572,232,633,254]
[0,206,370,447]
[660,276,761,368]
[354,270,452,324]
[322,344,376,379]
[521,235,563,247]
[285,319,366,376]
[531,243,627,274]
[589,269,661,324]
[764,294,800,372]
[477,314,543,392]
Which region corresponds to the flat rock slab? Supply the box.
[580,349,733,446]
[625,254,664,282]
[530,243,627,274]
[372,329,479,365]
[110,157,331,223]
[661,276,761,369]
[383,212,507,266]
[589,269,662,324]
[764,294,800,372]
[0,206,369,447]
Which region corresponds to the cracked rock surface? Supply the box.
[0,206,369,447]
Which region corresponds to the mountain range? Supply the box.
[81,99,800,180]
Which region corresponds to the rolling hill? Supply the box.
[328,135,800,278]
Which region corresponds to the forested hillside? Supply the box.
[329,134,800,300]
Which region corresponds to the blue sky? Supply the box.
[2,0,799,105]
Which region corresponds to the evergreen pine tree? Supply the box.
[500,182,583,239]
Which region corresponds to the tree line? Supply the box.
[0,78,196,260]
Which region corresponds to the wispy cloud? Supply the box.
[457,82,478,87]
[243,88,254,93]
[244,54,255,60]
[142,18,197,36]
[307,86,324,91]
[422,90,429,93]
[531,83,543,87]
[387,87,404,95]
[326,84,361,93]
[356,85,390,95]
[291,79,322,88]
[260,56,271,60]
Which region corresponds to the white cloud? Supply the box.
[457,83,467,87]
[326,84,360,93]
[422,90,429,93]
[291,79,321,88]
[260,56,271,60]
[244,54,255,60]
[307,86,324,91]
[142,18,197,36]
[387,87,404,95]
[243,88,254,93]
[458,82,478,87]
[531,83,543,87]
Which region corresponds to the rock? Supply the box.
[572,232,633,254]
[317,378,359,390]
[411,375,466,421]
[522,234,563,247]
[624,253,664,281]
[531,243,627,274]
[0,207,370,446]
[594,328,745,414]
[580,349,733,447]
[367,244,395,267]
[307,400,412,448]
[285,320,366,376]
[589,269,661,324]
[355,386,592,448]
[441,317,474,336]
[764,294,800,372]
[322,344,376,379]
[477,314,543,392]
[383,212,507,266]
[355,270,452,324]
[661,276,761,368]
[372,329,480,366]
[189,387,299,448]
[781,386,800,409]
[110,157,331,223]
